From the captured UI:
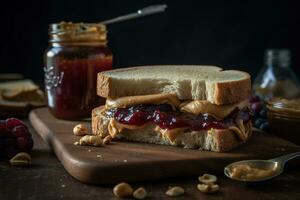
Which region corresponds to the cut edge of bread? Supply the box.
[97,65,251,105]
[92,106,251,152]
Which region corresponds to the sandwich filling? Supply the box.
[103,94,252,143]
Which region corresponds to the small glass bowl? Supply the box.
[267,98,300,145]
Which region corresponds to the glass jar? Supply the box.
[267,98,300,145]
[44,22,113,120]
[253,49,300,100]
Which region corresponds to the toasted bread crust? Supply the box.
[97,66,251,105]
[97,72,111,98]
[213,73,251,105]
[92,106,250,152]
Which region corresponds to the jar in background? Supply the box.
[44,22,113,120]
[267,98,300,145]
[253,49,300,100]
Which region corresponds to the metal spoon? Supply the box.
[224,151,300,182]
[92,4,167,25]
[58,4,167,35]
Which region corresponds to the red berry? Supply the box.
[16,137,33,152]
[0,118,33,159]
[17,137,28,151]
[250,102,263,113]
[11,125,30,138]
[5,118,27,130]
[249,95,261,103]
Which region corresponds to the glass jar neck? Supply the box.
[49,22,107,45]
[264,49,290,68]
[51,41,107,47]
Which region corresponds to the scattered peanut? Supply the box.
[103,135,112,144]
[210,184,220,192]
[73,124,88,136]
[198,174,217,184]
[113,182,133,198]
[133,187,147,199]
[165,186,185,197]
[197,183,220,193]
[79,135,103,146]
[73,141,79,145]
[9,152,31,167]
[197,184,209,193]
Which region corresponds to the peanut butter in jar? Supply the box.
[267,98,300,145]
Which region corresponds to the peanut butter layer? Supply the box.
[107,118,251,143]
[106,94,181,109]
[180,100,249,120]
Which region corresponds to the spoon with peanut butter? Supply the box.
[224,151,300,182]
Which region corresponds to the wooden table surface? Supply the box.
[1,121,300,200]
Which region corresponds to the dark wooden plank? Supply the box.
[29,107,300,184]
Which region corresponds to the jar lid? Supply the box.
[49,22,107,44]
[267,98,300,118]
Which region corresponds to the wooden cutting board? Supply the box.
[29,107,300,184]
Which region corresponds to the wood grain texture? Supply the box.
[29,107,300,184]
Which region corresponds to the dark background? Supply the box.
[1,0,299,81]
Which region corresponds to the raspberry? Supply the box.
[0,118,33,159]
[250,102,263,113]
[5,118,27,130]
[249,95,261,103]
[11,125,30,138]
[17,137,27,151]
[17,137,31,151]
[16,136,33,152]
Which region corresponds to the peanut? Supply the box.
[113,182,133,198]
[73,124,88,136]
[166,186,184,197]
[197,183,220,193]
[79,135,103,147]
[198,174,217,184]
[9,152,31,167]
[133,187,147,199]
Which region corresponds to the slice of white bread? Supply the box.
[92,106,251,152]
[0,79,45,117]
[0,79,45,102]
[97,65,251,105]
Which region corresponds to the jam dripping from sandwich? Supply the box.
[106,104,251,131]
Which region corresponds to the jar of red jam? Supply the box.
[44,22,112,120]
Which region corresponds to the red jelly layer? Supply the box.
[108,104,251,130]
